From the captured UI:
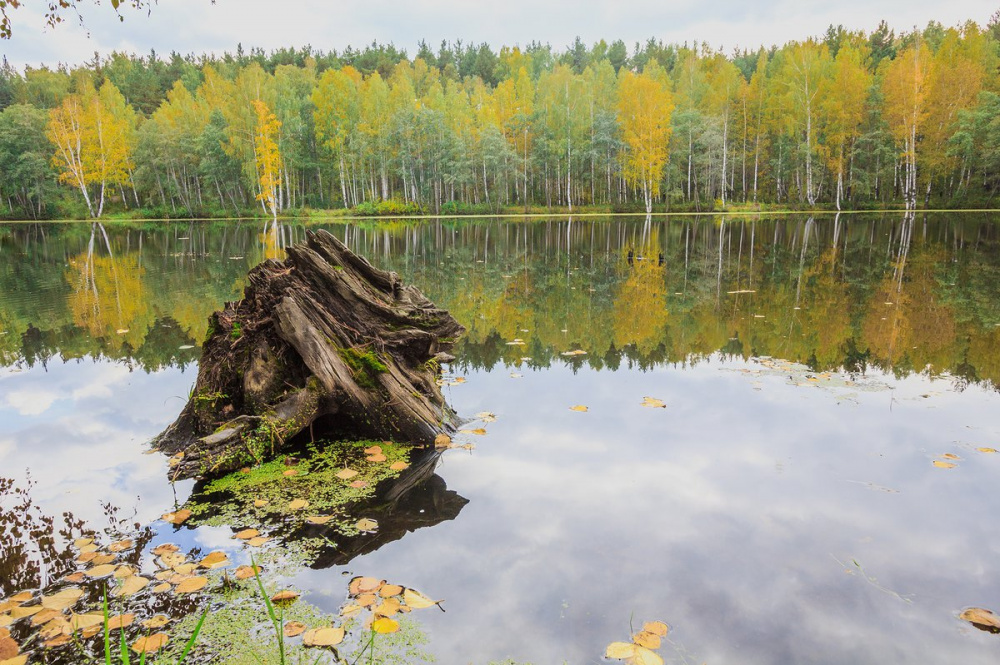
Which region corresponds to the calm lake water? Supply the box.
[3,214,1000,664]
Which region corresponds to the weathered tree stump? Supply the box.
[155,229,464,480]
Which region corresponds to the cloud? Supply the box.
[1,0,995,69]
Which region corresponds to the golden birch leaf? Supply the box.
[356,518,378,532]
[287,499,309,511]
[131,633,168,654]
[933,460,956,469]
[112,576,149,597]
[270,590,299,603]
[371,618,399,634]
[86,564,116,578]
[283,621,306,638]
[960,607,1000,630]
[402,588,440,609]
[302,627,344,646]
[234,529,260,540]
[141,615,170,629]
[199,551,230,569]
[604,642,636,659]
[642,621,669,636]
[570,405,588,412]
[379,584,403,598]
[389,461,409,471]
[234,565,262,581]
[107,614,134,630]
[632,646,664,665]
[40,588,83,611]
[335,469,359,480]
[632,631,661,649]
[173,577,208,594]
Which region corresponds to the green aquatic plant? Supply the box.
[101,588,208,664]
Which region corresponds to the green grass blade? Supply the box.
[103,587,112,665]
[119,626,131,665]
[176,604,210,663]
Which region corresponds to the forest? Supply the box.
[2,18,1000,219]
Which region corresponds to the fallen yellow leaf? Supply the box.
[302,626,345,646]
[372,617,399,634]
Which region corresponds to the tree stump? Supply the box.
[154,229,464,480]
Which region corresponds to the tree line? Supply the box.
[2,19,1000,219]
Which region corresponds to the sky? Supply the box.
[1,0,997,70]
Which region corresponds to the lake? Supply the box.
[2,213,1000,664]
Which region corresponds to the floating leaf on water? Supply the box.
[78,544,98,554]
[560,350,587,357]
[0,656,27,665]
[90,553,116,566]
[199,551,230,569]
[942,453,961,460]
[569,405,588,412]
[162,509,192,525]
[356,593,377,607]
[40,588,83,611]
[73,538,94,549]
[375,597,402,617]
[254,499,270,508]
[0,637,18,660]
[379,584,404,598]
[86,564,116,578]
[641,396,666,408]
[632,646,665,665]
[152,544,179,556]
[38,618,68,639]
[44,634,72,648]
[977,447,998,454]
[960,607,1000,631]
[6,594,30,606]
[302,627,345,647]
[605,642,636,659]
[459,428,487,436]
[356,518,378,532]
[434,434,452,448]
[116,329,129,335]
[306,515,334,525]
[402,588,440,609]
[372,617,399,634]
[357,577,382,594]
[108,539,133,553]
[287,499,309,511]
[234,565,262,581]
[106,614,134,630]
[174,577,208,594]
[510,373,523,379]
[142,615,170,630]
[933,460,957,469]
[151,583,171,593]
[642,621,669,637]
[158,551,186,569]
[282,469,298,477]
[113,565,136,579]
[0,616,12,628]
[132,633,168,654]
[340,604,362,617]
[389,461,409,471]
[30,609,59,626]
[363,445,383,455]
[335,469,359,480]
[234,529,260,540]
[69,613,104,631]
[271,590,299,603]
[247,537,270,547]
[632,630,661,649]
[9,605,41,619]
[62,572,84,584]
[178,345,195,350]
[173,563,198,575]
[283,621,307,637]
[366,454,388,462]
[112,576,149,597]
[349,480,368,489]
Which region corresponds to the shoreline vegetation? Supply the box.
[1,203,998,224]
[2,17,1000,221]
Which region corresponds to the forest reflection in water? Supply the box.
[2,212,999,389]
